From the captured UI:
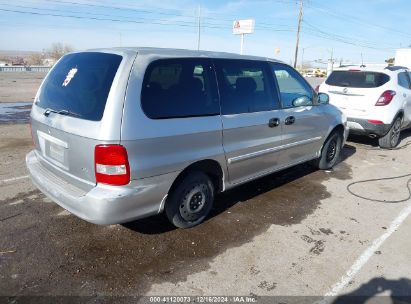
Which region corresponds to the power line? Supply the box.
[0,3,201,27]
[306,0,411,38]
[0,1,398,54]
[0,6,296,33]
[31,0,297,28]
[302,20,395,50]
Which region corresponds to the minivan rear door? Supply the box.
[324,70,390,117]
[214,59,284,185]
[30,50,134,191]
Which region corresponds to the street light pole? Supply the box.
[240,34,244,55]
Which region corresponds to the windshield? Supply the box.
[38,52,122,121]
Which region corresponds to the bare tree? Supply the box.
[385,57,395,66]
[46,43,74,60]
[0,55,12,65]
[27,53,45,66]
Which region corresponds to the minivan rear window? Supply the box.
[38,52,122,121]
[325,71,390,88]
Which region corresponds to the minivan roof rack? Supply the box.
[385,66,408,71]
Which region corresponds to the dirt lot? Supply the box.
[1,74,411,303]
[0,72,46,103]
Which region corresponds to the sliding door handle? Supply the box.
[268,118,280,128]
[285,116,295,125]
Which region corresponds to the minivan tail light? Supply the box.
[95,145,130,186]
[375,90,396,106]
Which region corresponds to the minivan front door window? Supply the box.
[271,64,313,108]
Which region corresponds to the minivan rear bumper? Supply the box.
[26,150,177,225]
[347,118,391,137]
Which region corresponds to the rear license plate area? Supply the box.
[37,130,68,169]
[48,142,65,163]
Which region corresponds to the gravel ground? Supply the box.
[0,72,46,103]
[0,123,411,302]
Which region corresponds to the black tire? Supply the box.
[165,171,214,229]
[378,117,402,149]
[314,131,343,170]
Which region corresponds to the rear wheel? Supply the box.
[378,117,402,149]
[165,171,214,229]
[314,131,343,170]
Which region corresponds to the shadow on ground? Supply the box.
[0,148,354,296]
[348,129,411,149]
[333,277,411,304]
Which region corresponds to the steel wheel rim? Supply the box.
[326,138,337,162]
[179,184,208,221]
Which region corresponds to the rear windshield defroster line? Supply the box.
[38,52,122,121]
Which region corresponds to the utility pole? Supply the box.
[197,5,201,51]
[327,48,334,76]
[301,47,305,70]
[293,0,304,68]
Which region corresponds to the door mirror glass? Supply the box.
[292,95,312,107]
[317,93,330,104]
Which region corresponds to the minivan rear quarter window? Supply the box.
[141,58,219,119]
[38,52,122,121]
[325,71,390,88]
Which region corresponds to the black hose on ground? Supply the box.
[346,173,411,203]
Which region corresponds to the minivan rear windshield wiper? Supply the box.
[43,108,82,118]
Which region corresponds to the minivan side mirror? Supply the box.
[317,93,330,104]
[292,95,312,107]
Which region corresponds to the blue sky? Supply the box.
[0,0,410,65]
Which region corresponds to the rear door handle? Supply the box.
[285,116,295,125]
[268,118,280,128]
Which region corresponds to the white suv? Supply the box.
[319,66,411,148]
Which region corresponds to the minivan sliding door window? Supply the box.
[141,58,219,119]
[214,59,279,115]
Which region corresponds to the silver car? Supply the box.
[26,48,348,228]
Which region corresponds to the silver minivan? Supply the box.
[26,48,348,228]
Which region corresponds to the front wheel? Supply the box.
[314,131,343,170]
[165,171,214,229]
[378,117,402,149]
